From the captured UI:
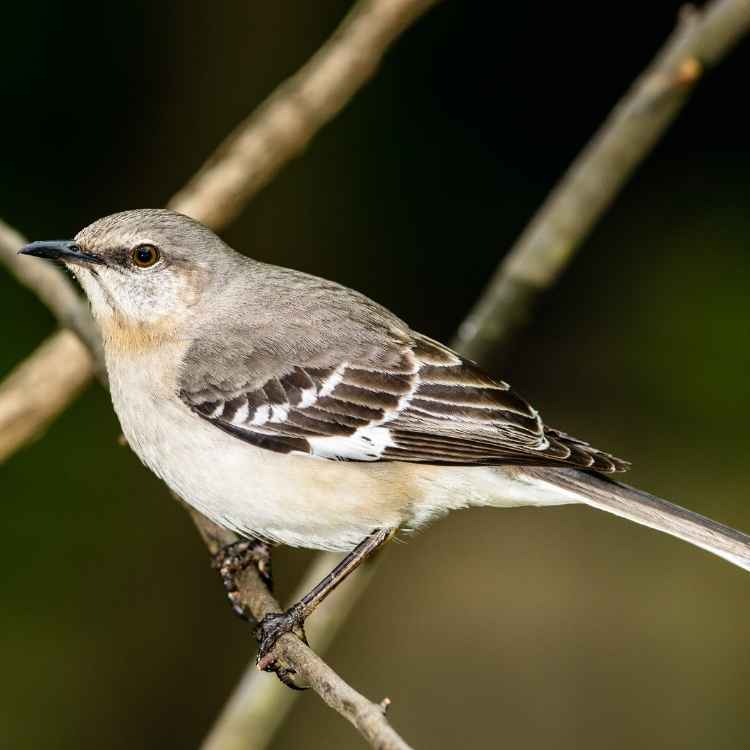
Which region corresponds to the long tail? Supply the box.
[518,467,750,572]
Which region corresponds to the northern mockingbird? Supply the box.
[20,209,750,666]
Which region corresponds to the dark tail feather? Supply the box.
[520,467,750,572]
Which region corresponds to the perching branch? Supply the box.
[192,515,409,750]
[453,0,750,361]
[201,549,380,750]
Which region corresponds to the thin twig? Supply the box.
[0,222,105,425]
[169,0,439,229]
[0,331,93,461]
[191,514,412,750]
[453,0,750,362]
[0,220,103,371]
[0,222,100,456]
[201,551,377,750]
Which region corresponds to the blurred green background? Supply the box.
[2,2,749,748]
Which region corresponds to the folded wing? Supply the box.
[179,329,628,473]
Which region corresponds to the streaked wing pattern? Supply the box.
[180,333,628,472]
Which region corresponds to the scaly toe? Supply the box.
[256,607,308,669]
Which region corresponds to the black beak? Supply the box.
[18,240,104,265]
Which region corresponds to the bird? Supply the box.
[19,208,750,671]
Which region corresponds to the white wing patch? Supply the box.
[182,332,629,472]
[306,360,414,460]
[319,364,347,397]
[206,402,225,419]
[270,404,289,421]
[233,401,250,424]
[299,387,317,408]
[308,426,395,461]
[251,404,271,426]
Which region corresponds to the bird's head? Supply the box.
[19,209,235,340]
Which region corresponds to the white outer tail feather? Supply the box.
[518,467,750,572]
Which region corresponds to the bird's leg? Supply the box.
[212,538,273,622]
[256,527,394,672]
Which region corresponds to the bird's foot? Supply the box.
[256,603,309,684]
[212,539,272,622]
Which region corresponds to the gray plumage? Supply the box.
[83,210,626,470]
[20,209,750,570]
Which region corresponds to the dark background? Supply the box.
[2,2,749,748]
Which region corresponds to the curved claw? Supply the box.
[256,605,309,671]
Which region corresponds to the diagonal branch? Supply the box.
[200,549,379,750]
[0,330,93,461]
[453,0,750,361]
[169,0,440,229]
[0,219,103,372]
[191,514,412,750]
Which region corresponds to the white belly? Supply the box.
[106,347,411,549]
[106,349,577,551]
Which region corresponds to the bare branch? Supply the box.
[191,513,412,750]
[0,220,103,370]
[454,0,750,361]
[0,330,93,461]
[169,0,439,229]
[200,551,378,750]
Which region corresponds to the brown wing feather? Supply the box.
[180,332,629,473]
[377,335,629,471]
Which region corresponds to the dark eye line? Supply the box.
[102,247,133,272]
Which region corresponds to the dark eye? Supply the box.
[131,244,160,268]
